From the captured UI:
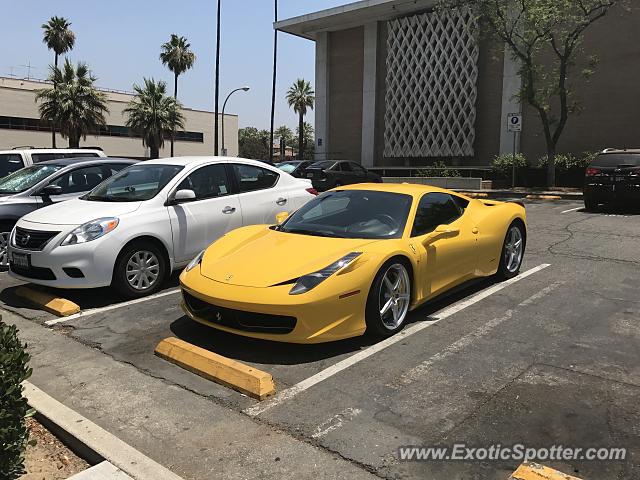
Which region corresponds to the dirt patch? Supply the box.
[20,417,89,480]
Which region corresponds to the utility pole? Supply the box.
[214,0,222,156]
[269,0,278,163]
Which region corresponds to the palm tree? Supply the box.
[35,60,108,148]
[160,34,196,156]
[124,79,185,159]
[286,79,314,160]
[42,16,76,148]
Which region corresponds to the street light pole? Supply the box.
[221,86,250,156]
[269,0,278,163]
[214,0,221,156]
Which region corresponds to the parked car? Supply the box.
[0,148,107,179]
[8,157,317,298]
[304,160,382,191]
[180,184,526,343]
[0,157,136,267]
[584,149,640,210]
[275,160,313,178]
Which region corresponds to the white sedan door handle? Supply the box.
[276,197,287,206]
[222,206,236,214]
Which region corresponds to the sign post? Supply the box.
[507,113,522,188]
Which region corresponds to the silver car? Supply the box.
[0,157,137,267]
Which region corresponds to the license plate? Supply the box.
[306,172,314,178]
[11,252,30,269]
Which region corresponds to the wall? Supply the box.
[0,77,238,158]
[328,27,364,162]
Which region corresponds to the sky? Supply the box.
[0,0,351,131]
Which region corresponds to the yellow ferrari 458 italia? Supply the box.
[179,183,526,343]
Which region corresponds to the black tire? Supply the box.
[0,221,15,269]
[365,258,412,337]
[584,196,598,211]
[497,221,526,280]
[112,240,167,299]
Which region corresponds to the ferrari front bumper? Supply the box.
[179,268,369,343]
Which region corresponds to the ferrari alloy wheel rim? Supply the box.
[126,250,160,290]
[0,232,9,268]
[379,263,411,330]
[504,226,524,273]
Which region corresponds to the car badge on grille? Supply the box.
[215,311,223,323]
[225,274,233,282]
[19,234,30,246]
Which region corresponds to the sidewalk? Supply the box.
[6,309,378,480]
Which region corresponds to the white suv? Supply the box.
[8,157,317,298]
[0,148,106,179]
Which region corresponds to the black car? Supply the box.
[275,160,313,178]
[584,149,640,210]
[0,157,137,267]
[303,160,382,191]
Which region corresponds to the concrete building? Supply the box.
[276,0,640,167]
[0,76,238,159]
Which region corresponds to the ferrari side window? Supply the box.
[411,193,464,237]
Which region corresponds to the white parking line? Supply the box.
[244,263,551,417]
[561,206,583,214]
[45,288,181,326]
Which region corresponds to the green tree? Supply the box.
[238,127,271,160]
[440,0,620,187]
[160,34,196,157]
[275,125,294,147]
[35,60,108,148]
[124,79,185,159]
[0,322,33,480]
[286,79,314,160]
[41,16,76,148]
[295,122,315,160]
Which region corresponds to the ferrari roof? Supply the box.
[337,182,460,197]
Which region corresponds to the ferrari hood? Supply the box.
[21,198,142,226]
[200,227,376,288]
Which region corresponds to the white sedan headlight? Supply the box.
[289,252,362,295]
[61,218,119,246]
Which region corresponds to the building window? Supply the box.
[0,116,204,143]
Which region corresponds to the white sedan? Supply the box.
[8,157,317,298]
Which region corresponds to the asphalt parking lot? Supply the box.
[2,199,640,479]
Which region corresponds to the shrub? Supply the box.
[0,321,33,480]
[538,152,594,171]
[492,153,528,173]
[417,160,461,178]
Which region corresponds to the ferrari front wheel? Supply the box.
[366,259,412,337]
[497,222,525,279]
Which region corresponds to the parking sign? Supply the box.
[508,113,522,132]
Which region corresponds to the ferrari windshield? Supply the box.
[280,190,413,239]
[85,164,183,202]
[0,164,64,194]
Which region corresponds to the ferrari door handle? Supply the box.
[276,197,287,206]
[472,227,479,234]
[222,206,236,214]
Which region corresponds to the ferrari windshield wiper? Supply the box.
[284,228,343,238]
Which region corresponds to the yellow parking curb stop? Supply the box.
[461,192,489,198]
[154,337,276,400]
[16,286,81,317]
[525,195,562,200]
[510,462,582,480]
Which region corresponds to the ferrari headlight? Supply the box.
[289,252,362,295]
[186,250,205,272]
[61,218,119,246]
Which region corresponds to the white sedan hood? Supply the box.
[21,199,142,226]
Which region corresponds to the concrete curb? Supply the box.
[454,189,582,200]
[16,286,80,317]
[23,381,184,480]
[155,336,276,400]
[68,461,133,479]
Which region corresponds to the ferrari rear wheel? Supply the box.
[497,222,525,279]
[366,259,411,336]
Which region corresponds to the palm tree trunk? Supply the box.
[150,144,160,160]
[68,130,80,148]
[51,53,58,148]
[171,73,178,157]
[298,112,304,161]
